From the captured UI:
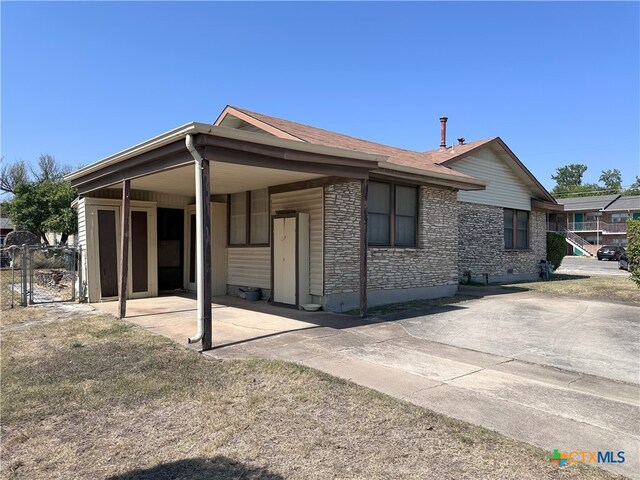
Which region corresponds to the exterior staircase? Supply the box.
[556,228,597,256]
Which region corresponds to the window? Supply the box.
[229,189,269,246]
[611,213,629,223]
[368,181,417,247]
[504,209,529,250]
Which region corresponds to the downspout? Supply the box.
[185,134,205,344]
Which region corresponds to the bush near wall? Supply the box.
[546,232,566,272]
[627,219,640,287]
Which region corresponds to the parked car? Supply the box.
[597,245,625,261]
[618,254,629,271]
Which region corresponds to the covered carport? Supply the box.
[66,124,383,350]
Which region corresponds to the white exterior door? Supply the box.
[273,217,296,305]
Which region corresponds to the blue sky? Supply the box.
[2,1,639,191]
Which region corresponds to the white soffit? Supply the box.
[127,162,326,196]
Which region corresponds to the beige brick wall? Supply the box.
[323,182,361,295]
[368,186,458,290]
[323,182,459,296]
[457,201,547,281]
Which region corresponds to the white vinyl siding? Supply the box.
[76,198,88,300]
[271,187,323,296]
[227,247,271,289]
[453,149,532,211]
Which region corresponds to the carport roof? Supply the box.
[66,120,488,195]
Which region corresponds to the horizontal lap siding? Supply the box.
[227,247,271,289]
[454,149,532,211]
[77,199,88,300]
[271,188,323,296]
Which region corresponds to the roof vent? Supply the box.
[458,137,465,145]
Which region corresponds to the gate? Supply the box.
[28,245,81,304]
[0,244,83,309]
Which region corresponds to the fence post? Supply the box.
[29,248,34,305]
[10,247,16,308]
[78,245,83,303]
[70,247,76,302]
[21,244,27,307]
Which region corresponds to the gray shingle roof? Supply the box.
[603,195,640,212]
[555,194,620,211]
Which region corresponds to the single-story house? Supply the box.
[65,106,559,350]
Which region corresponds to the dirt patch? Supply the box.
[1,311,621,479]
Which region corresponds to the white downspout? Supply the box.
[186,134,205,344]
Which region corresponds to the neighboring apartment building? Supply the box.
[555,194,640,255]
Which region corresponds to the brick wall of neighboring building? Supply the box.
[457,202,547,282]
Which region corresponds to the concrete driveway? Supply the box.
[206,290,639,479]
[96,291,639,478]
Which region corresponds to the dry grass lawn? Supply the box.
[503,274,640,304]
[1,312,622,479]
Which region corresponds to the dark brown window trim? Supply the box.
[368,181,419,248]
[227,190,270,247]
[504,208,529,251]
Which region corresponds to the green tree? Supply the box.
[623,176,640,196]
[627,219,640,287]
[8,181,77,244]
[551,164,588,189]
[598,169,623,193]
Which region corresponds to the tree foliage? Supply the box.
[551,164,637,198]
[8,181,78,244]
[627,219,640,288]
[546,232,566,272]
[623,176,640,196]
[598,169,622,193]
[551,164,587,189]
[3,154,77,244]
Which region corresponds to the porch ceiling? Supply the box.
[129,162,326,196]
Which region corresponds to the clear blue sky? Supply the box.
[2,1,639,191]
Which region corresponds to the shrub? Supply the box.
[627,219,640,287]
[546,232,566,272]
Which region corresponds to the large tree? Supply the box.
[599,169,623,193]
[551,164,587,189]
[8,181,77,244]
[2,154,77,244]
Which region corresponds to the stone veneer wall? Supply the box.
[367,186,458,290]
[457,201,546,282]
[323,181,361,296]
[323,182,459,308]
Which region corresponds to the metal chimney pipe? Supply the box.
[439,116,448,149]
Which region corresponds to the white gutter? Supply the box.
[185,134,205,344]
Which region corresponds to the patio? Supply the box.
[91,295,366,350]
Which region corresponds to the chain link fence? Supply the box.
[0,244,82,310]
